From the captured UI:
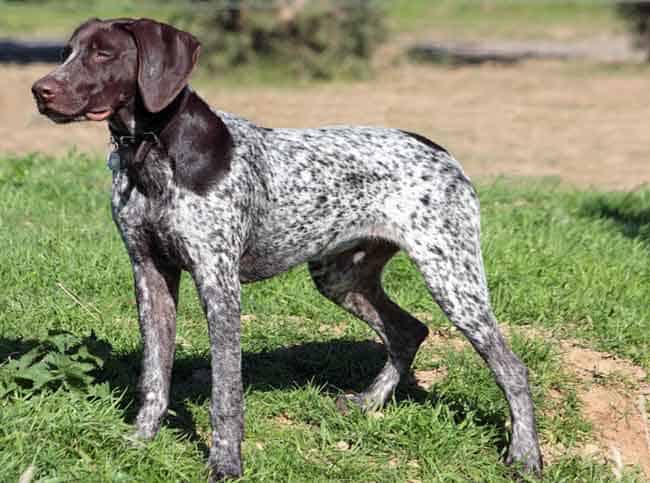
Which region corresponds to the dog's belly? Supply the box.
[238,237,330,283]
[238,216,400,283]
[238,252,296,283]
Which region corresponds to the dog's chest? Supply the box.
[110,158,188,263]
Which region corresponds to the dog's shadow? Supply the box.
[581,192,650,245]
[1,335,508,458]
[101,339,429,456]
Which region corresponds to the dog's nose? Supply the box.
[32,78,60,103]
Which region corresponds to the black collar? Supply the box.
[110,131,160,149]
[109,88,191,166]
[109,130,161,171]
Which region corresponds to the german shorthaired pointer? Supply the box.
[32,18,542,481]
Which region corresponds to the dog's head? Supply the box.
[32,18,200,123]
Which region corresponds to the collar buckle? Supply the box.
[111,131,160,148]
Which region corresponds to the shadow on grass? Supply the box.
[1,335,508,456]
[0,337,40,360]
[581,192,650,245]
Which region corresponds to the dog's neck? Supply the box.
[107,87,233,196]
[109,86,190,141]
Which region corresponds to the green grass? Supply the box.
[0,0,184,39]
[0,0,624,40]
[385,0,623,39]
[1,152,649,481]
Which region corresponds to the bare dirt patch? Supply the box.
[414,326,650,478]
[274,413,296,427]
[558,338,650,478]
[3,59,649,189]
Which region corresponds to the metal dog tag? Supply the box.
[107,150,121,171]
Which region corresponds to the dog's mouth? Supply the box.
[35,102,84,124]
[38,107,80,124]
[85,109,113,121]
[36,102,113,123]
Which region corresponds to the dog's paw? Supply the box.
[123,431,150,448]
[335,393,365,415]
[505,445,543,479]
[133,403,166,441]
[133,416,161,442]
[208,448,243,482]
[209,467,243,482]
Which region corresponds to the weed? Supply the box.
[0,330,111,398]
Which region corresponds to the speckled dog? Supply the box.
[32,18,542,481]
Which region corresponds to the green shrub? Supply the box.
[177,0,388,80]
[617,1,650,61]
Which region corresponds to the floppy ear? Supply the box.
[122,19,200,113]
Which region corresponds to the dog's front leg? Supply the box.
[131,256,181,440]
[193,256,244,481]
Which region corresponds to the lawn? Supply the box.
[386,0,623,40]
[0,0,624,40]
[1,152,648,481]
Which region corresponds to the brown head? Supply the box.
[31,18,200,124]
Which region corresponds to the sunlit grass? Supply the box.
[1,153,648,481]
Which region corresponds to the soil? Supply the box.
[3,58,649,189]
[413,327,650,478]
[559,339,650,478]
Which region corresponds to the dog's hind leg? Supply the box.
[308,241,429,410]
[403,181,542,476]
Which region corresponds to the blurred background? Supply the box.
[1,0,648,186]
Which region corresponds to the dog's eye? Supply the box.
[94,50,113,61]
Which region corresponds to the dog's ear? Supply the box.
[121,19,200,113]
